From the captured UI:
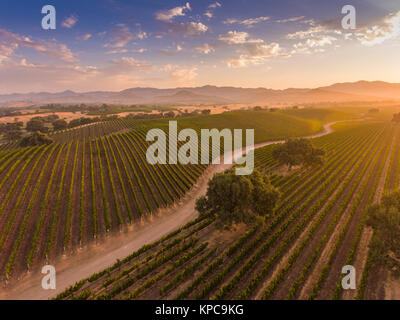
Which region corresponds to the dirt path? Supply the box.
[0,121,358,300]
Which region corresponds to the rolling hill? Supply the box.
[0,81,399,106]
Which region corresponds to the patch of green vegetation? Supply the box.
[280,108,354,123]
[196,169,280,229]
[135,110,323,144]
[20,131,53,147]
[367,190,400,276]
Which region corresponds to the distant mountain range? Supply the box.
[1,81,400,107]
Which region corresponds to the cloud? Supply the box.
[156,2,191,22]
[218,30,283,67]
[104,24,133,48]
[223,16,270,27]
[276,16,305,23]
[103,57,153,75]
[0,48,196,92]
[0,29,77,64]
[291,35,337,55]
[225,45,282,68]
[204,1,221,19]
[303,36,337,47]
[186,22,208,35]
[286,10,400,50]
[355,11,400,46]
[107,48,129,54]
[285,20,342,55]
[156,64,198,86]
[204,12,213,19]
[0,59,98,92]
[286,25,330,40]
[163,21,208,37]
[131,48,147,53]
[158,49,176,56]
[0,42,18,64]
[225,55,264,68]
[61,15,78,28]
[79,33,92,41]
[0,54,161,93]
[242,41,282,57]
[218,31,250,44]
[156,2,207,37]
[0,29,152,92]
[208,2,221,9]
[137,31,148,40]
[171,66,197,83]
[196,43,215,54]
[3,61,146,93]
[104,24,147,48]
[106,48,147,54]
[161,65,198,85]
[158,45,183,56]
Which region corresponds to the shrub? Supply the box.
[20,131,53,147]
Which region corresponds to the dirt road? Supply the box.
[0,121,349,300]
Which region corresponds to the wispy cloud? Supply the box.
[204,1,222,19]
[103,57,153,75]
[155,2,191,22]
[285,21,341,55]
[0,29,77,64]
[106,48,147,54]
[163,21,208,37]
[61,15,78,28]
[158,49,176,56]
[276,16,305,23]
[104,24,133,48]
[160,64,198,86]
[208,2,222,9]
[196,43,215,54]
[225,43,281,68]
[104,24,146,48]
[137,31,148,40]
[286,25,332,40]
[291,35,337,55]
[218,31,251,44]
[224,16,270,27]
[219,31,283,67]
[79,33,92,41]
[155,2,207,37]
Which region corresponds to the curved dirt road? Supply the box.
[0,121,349,300]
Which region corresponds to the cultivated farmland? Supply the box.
[55,119,398,300]
[0,110,327,284]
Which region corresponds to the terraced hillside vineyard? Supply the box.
[55,120,400,300]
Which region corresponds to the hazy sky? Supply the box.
[0,0,399,93]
